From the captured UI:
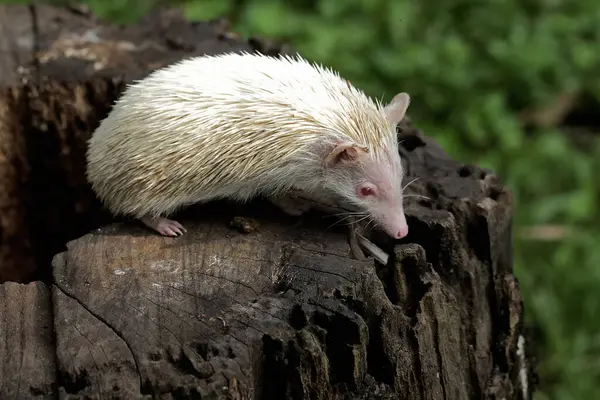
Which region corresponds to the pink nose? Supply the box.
[395,225,409,239]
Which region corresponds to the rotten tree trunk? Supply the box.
[0,4,534,399]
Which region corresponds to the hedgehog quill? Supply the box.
[86,52,410,245]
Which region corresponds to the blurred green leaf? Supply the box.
[183,0,232,21]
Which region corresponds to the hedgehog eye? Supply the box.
[360,186,375,197]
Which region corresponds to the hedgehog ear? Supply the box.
[325,142,369,168]
[384,92,410,127]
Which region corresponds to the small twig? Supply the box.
[356,233,389,265]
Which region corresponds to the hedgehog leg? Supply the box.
[270,194,313,216]
[140,215,187,237]
[348,221,366,261]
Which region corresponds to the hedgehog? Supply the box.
[86,52,411,241]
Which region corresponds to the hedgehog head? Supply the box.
[323,92,411,239]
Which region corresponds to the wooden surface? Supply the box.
[0,282,56,398]
[51,216,375,398]
[0,4,533,399]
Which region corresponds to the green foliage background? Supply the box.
[8,0,600,398]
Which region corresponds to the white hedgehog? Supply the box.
[86,52,411,240]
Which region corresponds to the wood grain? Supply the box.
[0,282,56,398]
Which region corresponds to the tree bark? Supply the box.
[0,4,533,399]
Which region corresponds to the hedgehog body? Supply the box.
[86,52,411,238]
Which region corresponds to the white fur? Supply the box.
[86,52,400,219]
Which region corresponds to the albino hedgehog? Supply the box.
[86,52,411,240]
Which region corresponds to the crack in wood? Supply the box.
[52,282,144,394]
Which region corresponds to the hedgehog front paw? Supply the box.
[270,194,312,216]
[140,216,187,237]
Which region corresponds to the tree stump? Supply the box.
[0,4,534,399]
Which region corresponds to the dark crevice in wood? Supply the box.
[260,335,288,399]
[432,307,447,399]
[365,314,395,386]
[407,325,426,399]
[28,4,40,82]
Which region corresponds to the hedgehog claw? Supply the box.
[141,216,186,237]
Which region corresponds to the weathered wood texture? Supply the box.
[0,4,534,399]
[0,281,56,397]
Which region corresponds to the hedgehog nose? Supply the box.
[395,225,409,239]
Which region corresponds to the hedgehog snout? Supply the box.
[394,224,409,239]
[378,210,409,240]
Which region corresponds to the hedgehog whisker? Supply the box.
[365,217,377,231]
[335,215,361,225]
[350,214,372,225]
[325,215,356,230]
[402,177,420,191]
[325,211,368,218]
[325,219,347,231]
[326,213,370,230]
[336,216,372,231]
[404,194,431,200]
